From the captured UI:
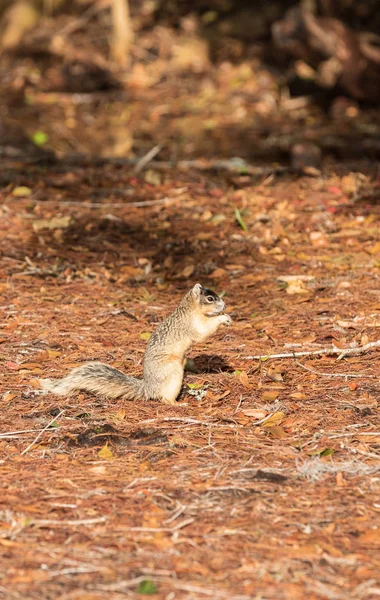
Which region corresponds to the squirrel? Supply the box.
[39,283,232,405]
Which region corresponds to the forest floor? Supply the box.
[0,10,380,600]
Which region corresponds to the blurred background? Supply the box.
[1,0,379,163]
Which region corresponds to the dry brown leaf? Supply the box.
[114,409,127,420]
[261,390,279,402]
[290,392,308,400]
[358,530,380,547]
[238,370,250,388]
[210,268,227,278]
[265,425,287,438]
[242,409,268,419]
[2,392,16,402]
[182,265,195,278]
[287,280,309,295]
[368,242,380,255]
[211,390,231,401]
[233,412,253,426]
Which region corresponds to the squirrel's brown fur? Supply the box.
[39,284,232,405]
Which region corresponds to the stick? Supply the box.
[21,410,65,455]
[327,432,380,439]
[0,428,46,438]
[110,0,133,67]
[345,447,380,460]
[134,145,162,173]
[245,340,380,360]
[15,198,171,208]
[295,361,377,378]
[126,518,194,533]
[34,516,106,526]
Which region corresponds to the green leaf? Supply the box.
[320,448,334,457]
[137,580,158,595]
[234,206,247,231]
[32,131,49,146]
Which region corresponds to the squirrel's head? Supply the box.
[191,283,226,317]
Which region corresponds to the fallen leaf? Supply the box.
[358,530,380,547]
[290,392,308,400]
[140,332,151,340]
[261,390,279,402]
[47,350,61,359]
[19,362,43,370]
[114,409,127,420]
[12,186,32,197]
[238,371,250,388]
[182,264,195,278]
[266,367,283,382]
[98,444,114,460]
[286,280,308,294]
[336,471,346,487]
[33,216,71,231]
[210,267,227,278]
[242,409,268,419]
[262,411,285,427]
[6,361,20,370]
[368,242,380,255]
[265,425,287,438]
[234,206,247,231]
[232,412,252,426]
[136,579,158,595]
[2,392,16,402]
[212,390,231,401]
[277,275,315,282]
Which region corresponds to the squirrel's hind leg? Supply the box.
[158,364,184,405]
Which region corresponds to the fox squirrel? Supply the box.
[39,284,232,405]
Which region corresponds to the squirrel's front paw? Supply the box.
[220,314,232,327]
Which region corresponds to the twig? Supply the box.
[245,340,380,360]
[54,2,105,38]
[327,432,380,439]
[134,145,162,173]
[21,410,65,455]
[110,0,133,67]
[16,198,172,208]
[46,567,100,577]
[34,516,107,526]
[162,417,212,426]
[164,504,186,524]
[296,361,377,378]
[125,518,194,534]
[0,428,47,439]
[344,447,380,460]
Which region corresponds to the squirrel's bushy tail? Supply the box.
[39,362,147,400]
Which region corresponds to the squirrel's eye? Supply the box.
[206,296,214,303]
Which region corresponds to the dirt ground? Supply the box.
[1,9,380,600]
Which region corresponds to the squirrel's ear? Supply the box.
[192,283,202,297]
